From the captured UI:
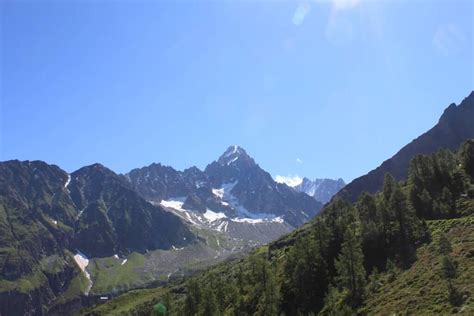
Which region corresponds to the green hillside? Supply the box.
[361,215,474,315]
[82,216,474,316]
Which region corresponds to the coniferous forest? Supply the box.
[85,140,474,315]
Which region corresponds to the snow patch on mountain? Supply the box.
[224,145,239,158]
[227,156,239,165]
[218,145,248,166]
[203,209,227,222]
[65,174,71,188]
[231,216,284,224]
[159,199,203,226]
[73,252,92,295]
[160,197,186,210]
[212,188,224,199]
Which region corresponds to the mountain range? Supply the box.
[2,91,474,315]
[0,146,323,315]
[0,161,195,315]
[124,146,324,245]
[83,91,474,316]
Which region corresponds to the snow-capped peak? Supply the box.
[225,145,240,157]
[217,145,251,166]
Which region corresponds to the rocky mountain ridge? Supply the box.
[126,146,323,244]
[336,91,474,202]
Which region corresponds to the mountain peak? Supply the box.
[465,90,474,101]
[72,163,118,181]
[217,145,252,166]
[439,91,474,123]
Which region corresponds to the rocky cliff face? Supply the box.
[69,164,195,257]
[336,91,474,202]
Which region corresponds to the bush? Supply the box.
[442,256,458,279]
[447,281,463,306]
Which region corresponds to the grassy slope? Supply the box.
[87,225,250,295]
[81,288,169,315]
[80,252,257,315]
[83,216,474,315]
[361,215,474,315]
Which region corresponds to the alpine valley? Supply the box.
[0,146,325,315]
[83,91,474,316]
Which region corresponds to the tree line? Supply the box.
[157,140,474,315]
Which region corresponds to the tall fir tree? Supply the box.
[460,139,474,181]
[334,209,366,307]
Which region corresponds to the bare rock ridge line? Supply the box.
[336,91,474,202]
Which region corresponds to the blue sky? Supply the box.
[1,0,473,183]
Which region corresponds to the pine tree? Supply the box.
[357,192,388,270]
[357,192,378,220]
[223,278,240,316]
[388,184,418,266]
[198,287,220,316]
[255,260,279,316]
[319,286,353,316]
[440,187,454,217]
[451,170,466,200]
[383,173,396,203]
[459,139,474,181]
[438,233,452,255]
[418,189,433,218]
[184,279,201,315]
[335,214,366,307]
[442,256,458,279]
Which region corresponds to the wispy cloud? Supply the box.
[292,3,311,26]
[296,158,303,164]
[275,175,303,187]
[433,24,466,56]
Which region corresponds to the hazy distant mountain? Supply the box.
[275,176,345,204]
[294,178,345,204]
[336,91,474,202]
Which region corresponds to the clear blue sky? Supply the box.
[1,0,473,182]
